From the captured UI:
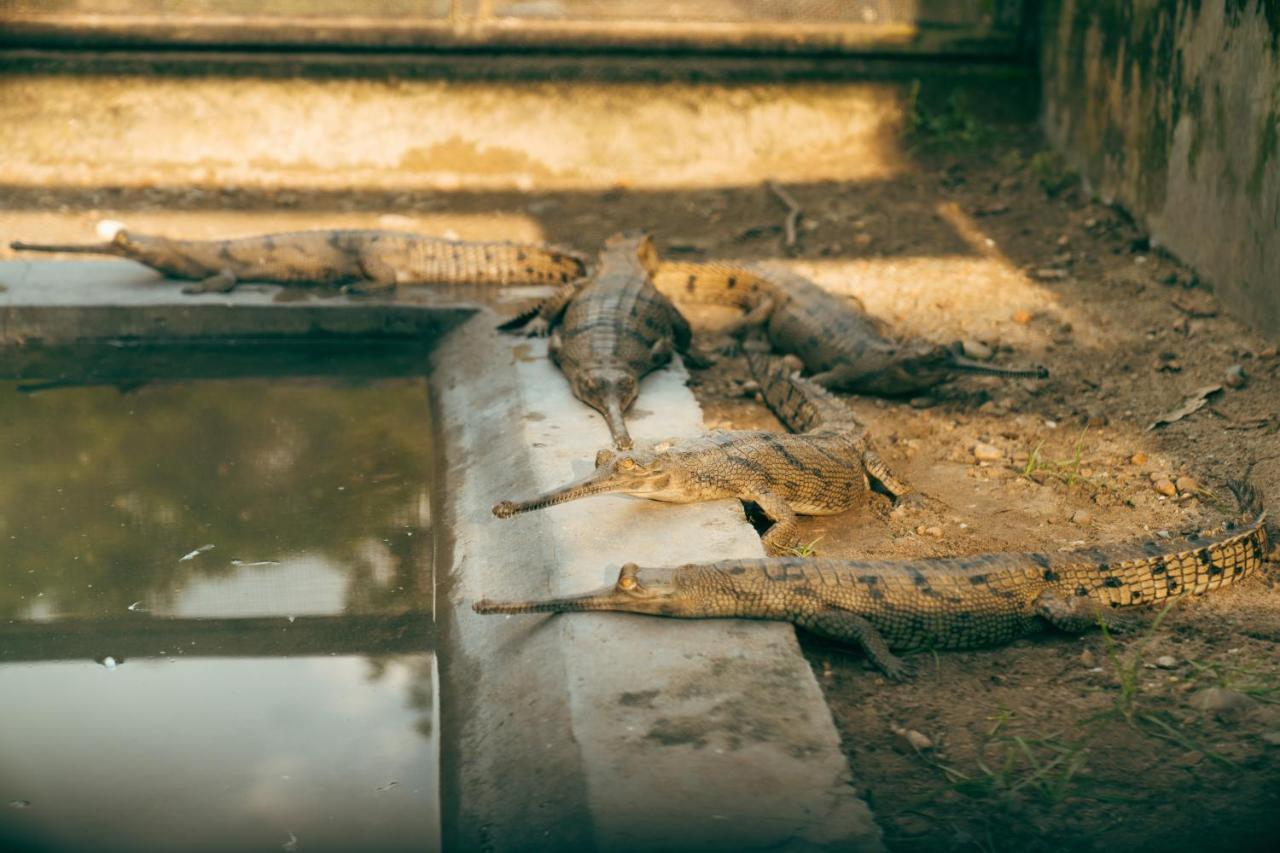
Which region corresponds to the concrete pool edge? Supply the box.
[431,316,881,852]
[0,260,882,852]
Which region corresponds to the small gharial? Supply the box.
[653,260,1047,396]
[500,230,698,450]
[11,224,587,293]
[492,349,916,554]
[477,482,1268,680]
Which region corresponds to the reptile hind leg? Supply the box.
[862,448,920,507]
[801,607,913,681]
[1034,590,1138,634]
[749,490,802,556]
[182,269,237,294]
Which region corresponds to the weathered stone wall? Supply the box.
[1040,0,1280,336]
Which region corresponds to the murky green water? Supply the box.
[0,349,437,852]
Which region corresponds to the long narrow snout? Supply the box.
[603,397,633,450]
[947,353,1049,379]
[10,240,117,255]
[474,587,627,614]
[492,466,625,518]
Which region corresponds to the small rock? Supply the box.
[1224,364,1247,388]
[739,380,760,396]
[1175,476,1198,495]
[893,726,934,751]
[909,397,935,409]
[1188,687,1251,713]
[1260,731,1280,746]
[781,354,805,372]
[962,340,994,361]
[1070,509,1092,525]
[1154,655,1178,669]
[973,443,1003,462]
[1080,649,1096,668]
[1154,479,1177,497]
[1012,309,1033,325]
[924,526,944,539]
[1130,452,1148,465]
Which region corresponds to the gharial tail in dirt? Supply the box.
[11,224,588,293]
[478,481,1268,679]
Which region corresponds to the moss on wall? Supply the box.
[1041,0,1280,336]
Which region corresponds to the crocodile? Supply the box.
[499,230,696,450]
[492,348,915,554]
[476,481,1268,679]
[10,225,587,293]
[652,260,1047,396]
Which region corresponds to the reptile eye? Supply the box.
[618,458,637,470]
[618,575,637,591]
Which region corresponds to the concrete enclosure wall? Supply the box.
[1040,0,1280,336]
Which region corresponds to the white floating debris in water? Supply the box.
[376,781,399,793]
[179,544,215,562]
[99,656,118,670]
[7,800,31,809]
[127,601,146,612]
[230,560,281,567]
[287,616,296,623]
[282,832,299,852]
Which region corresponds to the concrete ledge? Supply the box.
[434,317,880,851]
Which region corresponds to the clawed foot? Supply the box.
[876,654,916,682]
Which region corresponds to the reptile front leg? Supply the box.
[181,269,238,294]
[750,490,803,555]
[799,606,914,681]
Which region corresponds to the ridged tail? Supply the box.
[745,348,859,433]
[1052,479,1267,607]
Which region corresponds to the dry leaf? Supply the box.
[1147,385,1223,430]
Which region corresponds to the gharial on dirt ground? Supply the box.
[476,481,1267,682]
[491,349,914,554]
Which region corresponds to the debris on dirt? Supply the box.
[1130,452,1148,465]
[962,339,993,360]
[1189,687,1251,713]
[1147,384,1223,430]
[1153,479,1178,497]
[973,442,1002,462]
[1224,364,1248,388]
[1172,291,1220,317]
[892,725,934,752]
[764,179,802,252]
[1069,509,1091,525]
[1154,655,1178,669]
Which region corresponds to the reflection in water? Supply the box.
[0,656,437,853]
[0,364,437,851]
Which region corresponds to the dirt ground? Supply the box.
[4,118,1279,852]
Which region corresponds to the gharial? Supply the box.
[498,230,698,450]
[492,348,916,554]
[10,223,587,294]
[652,260,1047,396]
[477,481,1268,680]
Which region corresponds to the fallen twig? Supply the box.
[765,179,802,251]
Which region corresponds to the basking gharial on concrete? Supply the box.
[653,260,1047,396]
[10,224,587,293]
[478,481,1268,679]
[499,230,697,450]
[492,348,915,554]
